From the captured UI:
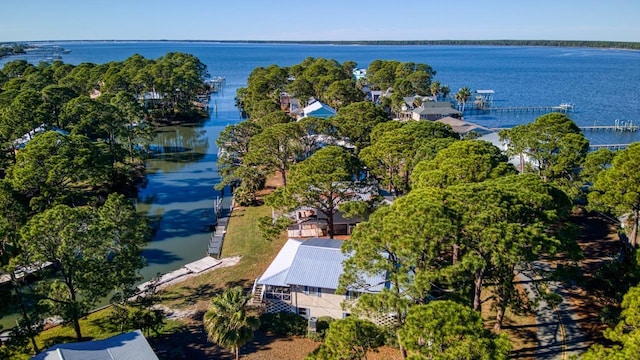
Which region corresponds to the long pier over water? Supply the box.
[489,121,638,152]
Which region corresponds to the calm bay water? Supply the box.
[3,41,640,291]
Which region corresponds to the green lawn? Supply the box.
[157,204,288,308]
[5,308,185,359]
[6,204,285,358]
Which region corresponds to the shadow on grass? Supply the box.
[182,283,219,307]
[41,335,81,350]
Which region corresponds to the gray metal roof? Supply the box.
[413,104,462,116]
[258,238,387,292]
[32,330,158,360]
[257,239,303,286]
[285,240,348,289]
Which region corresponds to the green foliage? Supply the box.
[18,194,147,341]
[454,86,472,112]
[306,316,335,342]
[257,216,291,242]
[366,60,436,96]
[324,79,364,109]
[399,301,511,360]
[245,122,303,186]
[361,120,459,194]
[589,143,640,247]
[340,174,576,331]
[297,116,335,158]
[203,286,260,360]
[411,140,516,189]
[307,317,385,360]
[270,145,361,238]
[413,137,458,164]
[581,148,614,185]
[332,101,390,153]
[340,189,457,323]
[591,253,640,322]
[500,113,589,184]
[583,284,640,359]
[7,131,110,210]
[259,311,307,336]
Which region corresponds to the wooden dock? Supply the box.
[470,104,574,114]
[207,195,232,258]
[0,261,53,285]
[580,123,638,132]
[589,144,632,151]
[208,76,226,93]
[492,124,639,133]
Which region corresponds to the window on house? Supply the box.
[298,307,308,317]
[346,290,360,300]
[342,313,351,319]
[304,286,321,297]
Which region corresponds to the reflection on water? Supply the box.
[136,120,228,282]
[148,126,210,168]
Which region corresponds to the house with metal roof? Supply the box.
[251,238,386,319]
[411,101,462,121]
[277,182,380,238]
[32,329,158,360]
[435,116,492,137]
[13,124,69,150]
[298,99,336,120]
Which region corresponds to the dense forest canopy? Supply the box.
[0,52,210,355]
[223,55,640,358]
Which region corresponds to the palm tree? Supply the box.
[455,86,472,112]
[203,287,260,360]
[430,80,441,100]
[440,85,451,100]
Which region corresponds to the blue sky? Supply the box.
[2,0,639,42]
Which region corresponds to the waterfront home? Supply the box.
[435,117,492,138]
[478,132,529,171]
[32,330,158,360]
[274,182,380,238]
[298,99,336,120]
[283,206,363,238]
[138,90,163,108]
[280,92,303,117]
[352,68,367,81]
[13,124,69,151]
[411,101,462,121]
[251,238,387,320]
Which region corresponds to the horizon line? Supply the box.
[3,39,640,44]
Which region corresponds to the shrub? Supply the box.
[306,316,334,341]
[259,311,307,336]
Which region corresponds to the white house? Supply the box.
[13,124,69,150]
[251,238,386,320]
[477,131,529,171]
[298,99,336,120]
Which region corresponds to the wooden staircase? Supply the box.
[248,279,264,306]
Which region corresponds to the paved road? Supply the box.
[518,262,590,359]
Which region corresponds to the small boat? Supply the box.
[558,102,575,111]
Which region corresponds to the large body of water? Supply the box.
[3,41,640,297]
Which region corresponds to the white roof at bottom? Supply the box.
[32,330,158,360]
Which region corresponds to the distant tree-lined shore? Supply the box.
[217,39,640,49]
[4,40,640,51]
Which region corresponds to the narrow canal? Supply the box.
[136,90,240,282]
